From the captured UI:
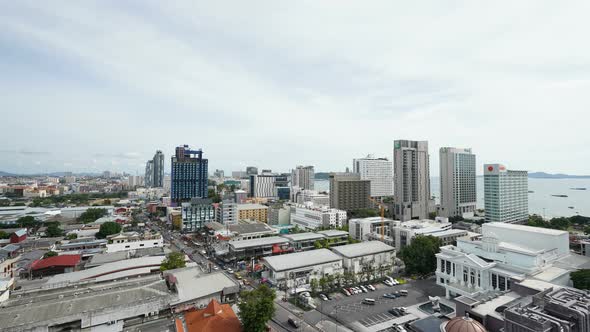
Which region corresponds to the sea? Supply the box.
[314,177,590,218]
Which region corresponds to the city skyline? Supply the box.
[2,2,590,175]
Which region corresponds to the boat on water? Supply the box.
[570,188,587,190]
[551,194,568,198]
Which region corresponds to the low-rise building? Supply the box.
[280,232,326,251]
[237,203,268,223]
[391,218,462,251]
[228,236,292,260]
[316,229,350,247]
[106,232,164,253]
[331,241,396,279]
[349,217,394,242]
[289,204,347,230]
[269,205,290,226]
[30,254,82,278]
[0,244,20,278]
[262,248,344,289]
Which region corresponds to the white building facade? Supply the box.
[106,232,164,253]
[439,147,477,218]
[353,155,393,197]
[289,204,347,230]
[331,241,396,279]
[484,164,528,223]
[291,166,314,190]
[393,140,430,221]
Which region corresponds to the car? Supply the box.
[392,323,408,332]
[367,284,376,291]
[388,308,401,316]
[399,307,407,314]
[392,279,399,285]
[342,288,351,296]
[362,298,376,305]
[234,273,242,280]
[243,279,251,286]
[383,293,397,299]
[212,266,219,270]
[288,317,301,328]
[300,292,311,298]
[348,287,356,294]
[360,285,368,293]
[354,287,361,294]
[325,294,332,300]
[384,280,394,286]
[319,294,329,301]
[227,268,234,273]
[399,290,408,296]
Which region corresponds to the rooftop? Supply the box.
[165,267,239,305]
[484,222,568,236]
[280,232,325,242]
[331,241,395,258]
[228,222,274,235]
[263,249,342,272]
[184,299,241,332]
[31,254,81,271]
[316,229,349,237]
[229,236,289,250]
[237,203,268,210]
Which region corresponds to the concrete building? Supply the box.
[291,165,314,190]
[249,174,288,199]
[289,203,347,230]
[331,241,396,278]
[144,159,154,187]
[213,169,225,179]
[216,199,237,225]
[435,222,585,300]
[231,171,247,179]
[329,173,371,211]
[171,145,208,204]
[237,203,268,223]
[279,232,326,251]
[234,189,248,204]
[439,147,477,218]
[106,232,164,253]
[262,249,343,289]
[391,217,467,251]
[269,205,290,226]
[484,164,528,224]
[181,198,215,232]
[393,140,430,221]
[353,154,393,197]
[316,230,350,247]
[291,188,330,207]
[127,175,144,188]
[228,236,292,260]
[246,166,258,175]
[349,217,395,244]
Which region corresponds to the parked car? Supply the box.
[300,292,311,298]
[360,285,368,293]
[384,280,394,286]
[367,284,376,291]
[392,279,399,285]
[399,290,408,296]
[388,308,401,316]
[342,288,351,296]
[383,293,397,299]
[319,293,329,301]
[227,268,234,274]
[362,298,376,305]
[288,317,301,328]
[392,323,408,332]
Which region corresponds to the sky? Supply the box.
[1,1,589,176]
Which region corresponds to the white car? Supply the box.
[360,286,368,293]
[367,284,376,291]
[227,268,234,274]
[384,280,394,286]
[319,294,329,301]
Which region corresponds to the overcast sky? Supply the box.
[1,1,589,176]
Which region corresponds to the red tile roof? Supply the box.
[185,299,242,332]
[31,254,81,271]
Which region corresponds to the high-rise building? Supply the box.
[127,175,144,188]
[246,166,258,175]
[144,160,154,187]
[152,150,164,187]
[393,140,430,221]
[171,145,208,204]
[329,173,371,211]
[249,174,289,198]
[439,147,477,218]
[291,166,315,190]
[353,155,393,197]
[484,164,528,223]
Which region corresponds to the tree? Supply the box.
[78,208,108,224]
[160,252,186,271]
[310,278,319,295]
[350,208,378,218]
[319,277,328,293]
[238,284,276,332]
[429,212,437,219]
[584,226,590,235]
[0,230,9,239]
[66,233,78,240]
[46,223,63,237]
[314,240,323,249]
[96,222,122,239]
[399,235,441,276]
[16,216,37,228]
[571,269,590,290]
[43,251,58,259]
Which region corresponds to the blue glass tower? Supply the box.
[171,145,208,204]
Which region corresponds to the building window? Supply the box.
[499,276,506,290]
[440,278,445,284]
[470,271,475,285]
[452,263,455,277]
[446,261,451,275]
[478,273,481,287]
[492,273,497,289]
[125,245,130,248]
[507,278,511,290]
[463,268,468,283]
[441,260,446,273]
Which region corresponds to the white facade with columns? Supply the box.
[435,222,577,299]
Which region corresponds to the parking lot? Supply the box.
[315,278,446,327]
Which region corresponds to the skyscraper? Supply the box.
[439,147,476,218]
[484,164,528,223]
[246,166,258,175]
[393,140,430,221]
[171,145,208,204]
[353,155,393,197]
[329,173,371,211]
[144,160,154,187]
[152,150,164,187]
[291,165,315,190]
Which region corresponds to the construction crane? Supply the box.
[368,197,386,241]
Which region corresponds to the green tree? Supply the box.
[66,233,78,240]
[314,240,323,249]
[237,284,276,332]
[399,235,441,276]
[310,278,319,295]
[350,208,378,218]
[46,223,63,237]
[160,252,186,271]
[78,208,108,224]
[429,212,437,219]
[571,269,590,290]
[16,216,37,228]
[96,222,122,239]
[319,277,328,293]
[0,230,9,239]
[43,251,58,259]
[584,226,590,235]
